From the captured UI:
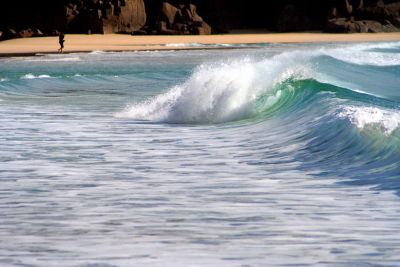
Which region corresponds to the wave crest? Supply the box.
[337,106,400,135]
[116,55,311,123]
[21,74,52,79]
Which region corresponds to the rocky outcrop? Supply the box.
[326,17,398,32]
[61,0,146,34]
[276,5,315,32]
[0,28,44,40]
[156,2,212,34]
[1,0,399,40]
[326,0,400,32]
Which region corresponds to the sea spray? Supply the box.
[116,54,313,123]
[337,105,400,135]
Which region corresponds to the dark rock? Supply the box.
[161,2,178,25]
[114,0,146,32]
[1,28,18,40]
[132,29,147,35]
[173,23,187,32]
[155,2,212,35]
[326,18,348,32]
[32,28,44,37]
[277,5,314,32]
[158,21,168,32]
[377,0,385,8]
[326,17,398,32]
[194,22,212,35]
[0,0,398,39]
[18,28,34,38]
[349,20,369,32]
[49,30,61,36]
[355,5,399,26]
[65,0,147,34]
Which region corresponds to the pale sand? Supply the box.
[1,33,400,56]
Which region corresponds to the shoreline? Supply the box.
[1,33,400,57]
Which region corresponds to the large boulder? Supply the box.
[326,17,398,32]
[355,4,400,26]
[326,0,400,32]
[101,0,147,33]
[194,21,212,35]
[1,28,18,40]
[161,2,178,25]
[155,3,212,35]
[18,28,34,38]
[62,0,146,34]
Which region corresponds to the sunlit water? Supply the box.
[1,42,400,266]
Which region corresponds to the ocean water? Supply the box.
[1,42,400,267]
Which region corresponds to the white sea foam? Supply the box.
[0,78,8,82]
[325,42,400,66]
[89,50,108,55]
[116,53,312,123]
[165,43,206,47]
[337,106,400,134]
[21,74,52,80]
[116,43,400,123]
[24,57,81,62]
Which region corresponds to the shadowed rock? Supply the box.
[0,0,399,39]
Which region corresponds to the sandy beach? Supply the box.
[1,32,400,56]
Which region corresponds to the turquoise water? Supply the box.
[1,42,400,266]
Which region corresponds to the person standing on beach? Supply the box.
[58,32,65,53]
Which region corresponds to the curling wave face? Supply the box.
[115,51,314,123]
[116,42,400,127]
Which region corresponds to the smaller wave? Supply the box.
[337,106,400,135]
[89,50,108,55]
[24,57,81,62]
[164,43,251,49]
[325,42,400,66]
[0,78,8,82]
[165,43,206,47]
[21,74,53,80]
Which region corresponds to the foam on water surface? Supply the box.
[337,105,400,135]
[21,73,53,79]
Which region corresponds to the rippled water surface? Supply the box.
[1,42,400,266]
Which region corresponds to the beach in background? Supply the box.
[1,33,400,56]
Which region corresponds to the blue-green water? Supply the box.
[1,42,400,267]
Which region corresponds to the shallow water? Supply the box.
[1,42,400,266]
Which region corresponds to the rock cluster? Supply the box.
[1,0,400,40]
[326,0,400,32]
[0,28,44,40]
[0,0,212,39]
[155,2,212,35]
[61,0,146,34]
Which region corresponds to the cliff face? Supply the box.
[63,0,147,34]
[1,0,400,40]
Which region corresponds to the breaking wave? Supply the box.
[21,74,53,79]
[116,43,400,130]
